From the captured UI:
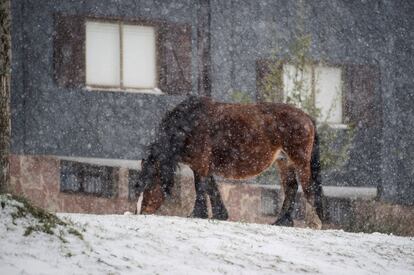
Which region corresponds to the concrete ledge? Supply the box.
[57,156,194,177]
[251,184,378,199]
[323,186,377,199]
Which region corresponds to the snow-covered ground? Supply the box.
[1,195,413,275]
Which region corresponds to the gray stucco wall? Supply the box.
[10,0,414,203]
[11,0,198,160]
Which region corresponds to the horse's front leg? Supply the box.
[206,176,228,221]
[273,160,298,227]
[190,172,209,219]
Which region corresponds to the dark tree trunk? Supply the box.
[0,0,11,191]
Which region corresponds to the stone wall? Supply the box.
[9,154,136,214]
[8,154,196,215]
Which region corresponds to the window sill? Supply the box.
[85,86,164,95]
[317,123,350,130]
[326,123,349,129]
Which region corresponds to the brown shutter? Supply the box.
[256,59,284,103]
[158,23,192,95]
[343,65,381,127]
[53,14,85,88]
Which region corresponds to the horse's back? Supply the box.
[206,100,314,144]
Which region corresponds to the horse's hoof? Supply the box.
[273,215,294,227]
[305,202,323,230]
[307,219,322,230]
[189,210,208,219]
[212,210,229,221]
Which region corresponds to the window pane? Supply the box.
[122,25,156,88]
[86,22,120,86]
[315,66,342,124]
[283,64,312,106]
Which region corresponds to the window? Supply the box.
[60,160,117,198]
[256,60,343,125]
[54,15,192,94]
[283,64,343,124]
[85,21,157,90]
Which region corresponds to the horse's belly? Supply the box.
[212,146,279,179]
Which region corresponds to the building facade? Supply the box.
[9,0,414,219]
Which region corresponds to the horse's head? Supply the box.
[135,157,166,215]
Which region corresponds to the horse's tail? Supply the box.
[311,122,324,221]
[151,96,206,196]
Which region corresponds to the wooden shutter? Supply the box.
[343,65,381,127]
[158,23,192,95]
[53,15,85,88]
[256,59,284,103]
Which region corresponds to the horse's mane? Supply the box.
[148,96,207,195]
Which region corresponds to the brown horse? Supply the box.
[134,96,324,229]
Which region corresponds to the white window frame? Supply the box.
[85,20,162,94]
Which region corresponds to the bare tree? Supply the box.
[0,0,11,191]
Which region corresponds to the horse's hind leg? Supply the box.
[206,176,228,221]
[295,161,322,229]
[190,172,209,219]
[273,160,298,227]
